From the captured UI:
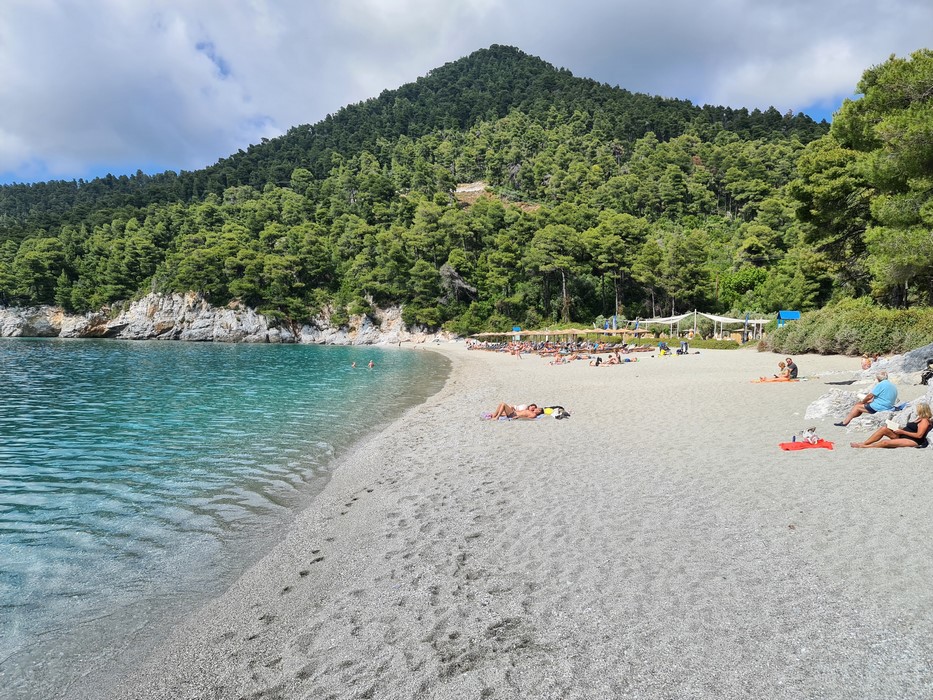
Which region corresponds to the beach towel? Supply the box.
[779,439,834,450]
[752,377,800,383]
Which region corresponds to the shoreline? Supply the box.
[100,346,933,699]
[3,342,450,700]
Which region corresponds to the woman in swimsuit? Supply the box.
[851,402,932,448]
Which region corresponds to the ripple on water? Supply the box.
[0,338,449,699]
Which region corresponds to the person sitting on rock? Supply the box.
[835,371,898,426]
[851,403,931,448]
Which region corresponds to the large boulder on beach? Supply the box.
[805,389,858,422]
[805,387,903,431]
[857,341,933,383]
[806,380,933,431]
[886,341,933,374]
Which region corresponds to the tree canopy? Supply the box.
[4,45,928,333]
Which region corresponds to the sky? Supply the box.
[1,0,930,185]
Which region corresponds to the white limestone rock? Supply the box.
[0,306,62,337]
[2,295,450,345]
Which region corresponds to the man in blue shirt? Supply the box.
[836,371,898,426]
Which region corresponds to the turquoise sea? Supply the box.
[0,339,449,699]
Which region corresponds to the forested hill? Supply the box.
[199,45,827,188]
[0,45,826,236]
[5,47,926,336]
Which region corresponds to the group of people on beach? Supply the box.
[467,338,653,361]
[768,356,798,379]
[829,369,931,448]
[485,346,931,449]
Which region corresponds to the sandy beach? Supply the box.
[99,345,933,699]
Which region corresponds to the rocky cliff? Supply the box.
[0,293,447,345]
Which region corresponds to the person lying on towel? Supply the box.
[490,402,543,419]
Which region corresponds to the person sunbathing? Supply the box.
[851,402,931,448]
[490,403,543,419]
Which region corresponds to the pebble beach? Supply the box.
[101,344,933,700]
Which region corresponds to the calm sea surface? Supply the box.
[0,339,449,699]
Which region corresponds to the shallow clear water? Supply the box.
[0,339,448,698]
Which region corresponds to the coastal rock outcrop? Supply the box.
[869,341,933,378]
[805,342,933,428]
[0,294,447,345]
[0,306,65,337]
[100,293,289,343]
[299,306,439,345]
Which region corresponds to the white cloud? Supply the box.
[0,0,930,183]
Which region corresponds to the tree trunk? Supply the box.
[561,269,570,322]
[614,273,622,318]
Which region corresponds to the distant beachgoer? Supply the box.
[921,359,933,386]
[785,357,798,379]
[351,361,357,368]
[860,354,872,370]
[774,361,789,379]
[851,403,931,448]
[835,371,898,426]
[368,360,375,369]
[490,403,543,419]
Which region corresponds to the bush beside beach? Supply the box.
[761,299,933,356]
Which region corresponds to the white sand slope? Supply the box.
[103,346,933,699]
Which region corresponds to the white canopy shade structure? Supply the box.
[620,311,771,340]
[473,311,772,343]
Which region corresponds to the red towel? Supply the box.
[779,439,834,450]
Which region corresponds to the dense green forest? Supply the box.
[0,45,930,335]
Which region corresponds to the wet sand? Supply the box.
[103,345,933,699]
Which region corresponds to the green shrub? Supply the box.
[764,301,933,355]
